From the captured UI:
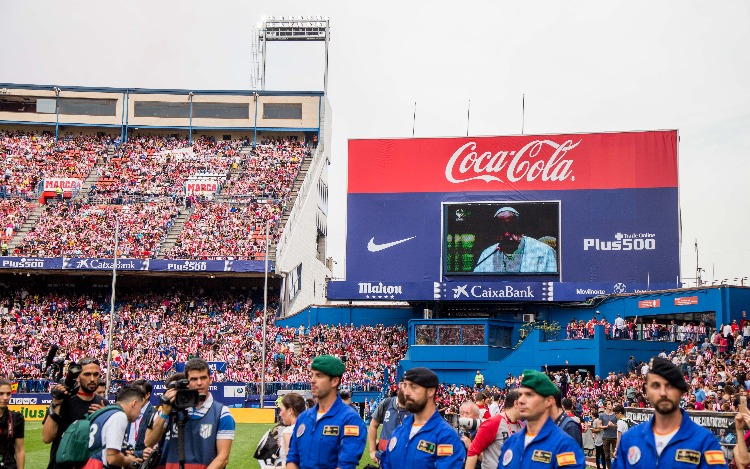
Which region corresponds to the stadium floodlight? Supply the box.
[255,15,331,94]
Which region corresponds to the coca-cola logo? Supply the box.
[444,139,580,184]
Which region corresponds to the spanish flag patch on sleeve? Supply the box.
[344,425,360,437]
[704,450,726,465]
[437,444,453,456]
[556,452,578,466]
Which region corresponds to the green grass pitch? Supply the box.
[23,422,377,468]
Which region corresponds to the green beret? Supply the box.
[520,369,559,397]
[311,355,345,377]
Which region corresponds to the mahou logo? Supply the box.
[444,139,580,184]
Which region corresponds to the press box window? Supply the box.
[193,102,249,119]
[59,98,117,116]
[263,103,302,119]
[134,102,190,118]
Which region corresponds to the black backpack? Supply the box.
[254,423,284,466]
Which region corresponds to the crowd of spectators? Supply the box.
[0,287,407,392]
[564,316,710,342]
[15,199,180,258]
[0,198,35,244]
[91,136,245,199]
[1,131,109,195]
[221,137,306,199]
[434,320,750,419]
[0,131,311,259]
[162,200,281,260]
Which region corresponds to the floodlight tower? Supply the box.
[253,16,330,94]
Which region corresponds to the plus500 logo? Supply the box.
[584,233,656,251]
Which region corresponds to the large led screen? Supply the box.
[444,201,560,275]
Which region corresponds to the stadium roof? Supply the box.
[0,83,324,97]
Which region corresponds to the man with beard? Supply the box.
[497,369,584,469]
[473,207,557,273]
[42,358,106,469]
[613,357,726,469]
[286,355,367,469]
[380,367,465,468]
[368,380,411,465]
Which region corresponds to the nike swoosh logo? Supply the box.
[367,236,416,252]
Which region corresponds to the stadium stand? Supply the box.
[0,198,35,247]
[0,131,310,259]
[0,287,407,392]
[1,130,108,196]
[16,200,180,258]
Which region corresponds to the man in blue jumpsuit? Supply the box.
[286,355,367,469]
[498,369,584,469]
[613,357,727,469]
[380,367,465,468]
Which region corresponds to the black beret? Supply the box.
[648,356,689,392]
[403,367,440,389]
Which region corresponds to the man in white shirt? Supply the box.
[613,405,629,454]
[84,386,150,468]
[614,315,625,338]
[488,394,501,417]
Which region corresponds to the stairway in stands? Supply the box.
[155,206,195,259]
[7,204,46,254]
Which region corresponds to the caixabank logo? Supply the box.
[434,282,554,301]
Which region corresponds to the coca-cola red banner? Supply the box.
[349,131,677,193]
[335,130,680,302]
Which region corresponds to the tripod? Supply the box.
[175,408,189,469]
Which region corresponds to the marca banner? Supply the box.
[625,408,733,442]
[0,257,270,273]
[185,180,219,196]
[337,131,680,302]
[42,178,82,193]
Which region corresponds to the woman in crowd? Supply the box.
[278,392,307,465]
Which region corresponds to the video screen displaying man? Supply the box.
[444,202,559,275]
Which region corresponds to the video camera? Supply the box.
[45,345,82,400]
[160,379,203,410]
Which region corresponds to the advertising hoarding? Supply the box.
[333,130,680,302]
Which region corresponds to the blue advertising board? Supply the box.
[0,257,271,273]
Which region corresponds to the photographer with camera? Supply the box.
[42,357,106,469]
[81,386,151,469]
[146,359,234,469]
[457,401,481,453]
